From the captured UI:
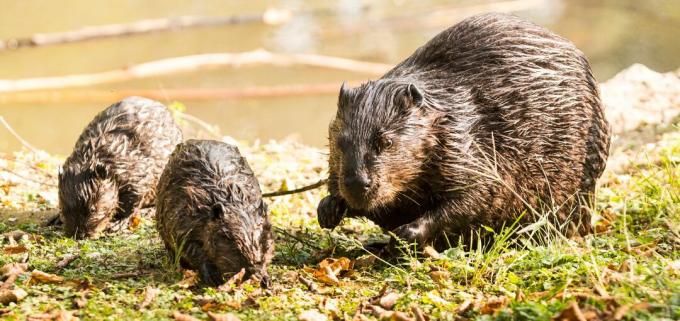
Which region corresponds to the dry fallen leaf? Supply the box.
[554,301,587,321]
[217,268,246,292]
[29,270,64,284]
[411,304,429,321]
[1,262,27,278]
[422,246,441,259]
[298,309,328,321]
[136,286,159,310]
[173,311,201,321]
[176,270,199,289]
[353,255,377,269]
[320,298,341,319]
[428,270,450,287]
[128,214,142,229]
[304,257,354,286]
[3,244,28,254]
[378,292,401,310]
[479,296,508,315]
[0,288,28,305]
[207,311,241,321]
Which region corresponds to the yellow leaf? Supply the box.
[29,270,64,284]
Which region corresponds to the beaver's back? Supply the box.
[155,139,262,249]
[387,13,609,233]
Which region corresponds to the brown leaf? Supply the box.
[298,309,328,321]
[29,270,64,284]
[176,270,199,289]
[73,293,88,309]
[298,275,318,293]
[1,262,27,278]
[378,292,401,310]
[0,288,27,305]
[411,304,429,321]
[320,298,341,319]
[422,246,441,259]
[353,255,377,269]
[2,229,30,243]
[207,311,241,321]
[3,244,28,254]
[173,311,201,321]
[128,214,142,229]
[553,301,587,321]
[428,270,450,286]
[53,309,79,321]
[479,296,508,315]
[457,299,473,314]
[56,253,80,270]
[136,286,159,310]
[217,268,246,292]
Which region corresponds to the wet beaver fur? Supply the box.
[155,139,274,287]
[317,13,610,250]
[58,97,182,239]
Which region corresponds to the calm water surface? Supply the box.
[0,0,678,153]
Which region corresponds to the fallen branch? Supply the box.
[262,179,327,197]
[0,116,39,153]
[0,82,364,103]
[0,9,293,51]
[0,50,390,93]
[0,168,57,188]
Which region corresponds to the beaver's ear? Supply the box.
[406,83,424,107]
[338,81,353,108]
[211,203,225,220]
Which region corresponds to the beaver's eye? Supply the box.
[376,136,392,152]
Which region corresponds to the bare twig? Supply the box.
[55,253,80,271]
[0,168,57,187]
[262,179,327,197]
[0,10,292,51]
[0,50,390,93]
[0,82,364,103]
[0,155,56,178]
[0,116,39,153]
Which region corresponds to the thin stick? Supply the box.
[0,155,55,178]
[0,10,291,51]
[262,179,327,197]
[0,82,364,103]
[0,116,39,153]
[0,50,390,93]
[0,168,57,187]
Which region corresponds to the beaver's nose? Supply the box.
[344,174,371,193]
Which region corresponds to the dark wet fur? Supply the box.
[318,13,610,249]
[155,139,274,286]
[58,97,182,239]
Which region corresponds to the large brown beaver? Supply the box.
[155,139,274,287]
[317,13,610,250]
[58,97,182,239]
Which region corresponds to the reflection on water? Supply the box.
[0,0,678,154]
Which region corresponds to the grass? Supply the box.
[0,128,678,321]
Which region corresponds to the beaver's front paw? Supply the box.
[388,222,429,255]
[317,196,347,229]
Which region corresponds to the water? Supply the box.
[1,0,678,154]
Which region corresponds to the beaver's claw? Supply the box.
[317,196,346,229]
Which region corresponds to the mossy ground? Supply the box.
[0,125,678,320]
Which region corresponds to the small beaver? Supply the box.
[155,139,274,287]
[318,13,610,249]
[58,97,182,239]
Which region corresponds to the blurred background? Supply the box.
[0,0,679,154]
